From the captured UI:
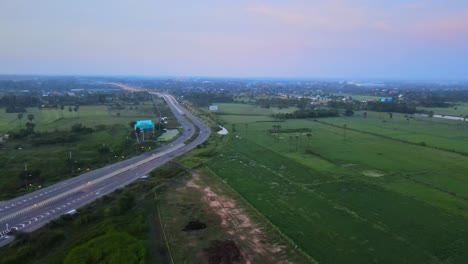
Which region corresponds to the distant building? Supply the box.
[380,97,393,103]
[209,105,218,111]
[134,120,155,132]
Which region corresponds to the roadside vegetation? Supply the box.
[0,96,175,200]
[0,181,161,264]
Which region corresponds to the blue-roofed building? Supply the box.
[380,97,393,103]
[135,120,155,132]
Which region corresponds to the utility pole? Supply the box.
[70,151,74,176]
[24,163,28,190]
[343,124,347,140]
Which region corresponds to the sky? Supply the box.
[1,0,468,79]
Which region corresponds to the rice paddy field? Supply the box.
[418,103,468,117]
[206,103,468,263]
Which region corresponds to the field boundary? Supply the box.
[153,188,175,264]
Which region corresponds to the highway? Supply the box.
[0,92,211,247]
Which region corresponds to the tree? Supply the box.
[27,114,35,123]
[306,133,312,146]
[345,109,354,116]
[98,144,111,162]
[295,135,299,152]
[73,106,80,118]
[135,127,141,143]
[17,113,23,126]
[363,112,367,119]
[129,121,136,130]
[25,122,35,132]
[343,124,347,140]
[60,105,65,118]
[68,106,73,114]
[289,136,293,152]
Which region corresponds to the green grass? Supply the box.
[0,182,161,264]
[418,103,468,117]
[216,103,298,116]
[63,232,146,264]
[0,104,156,133]
[322,111,468,154]
[0,101,170,200]
[157,129,179,141]
[338,93,381,101]
[205,103,468,263]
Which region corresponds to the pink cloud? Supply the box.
[372,21,397,33]
[412,12,468,42]
[401,2,427,10]
[246,5,306,25]
[246,2,371,32]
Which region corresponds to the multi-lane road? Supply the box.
[0,92,210,247]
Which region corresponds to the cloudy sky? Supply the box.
[1,0,467,79]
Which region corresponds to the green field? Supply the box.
[0,104,157,133]
[215,103,298,116]
[206,103,468,263]
[418,103,468,117]
[338,93,381,101]
[322,111,468,154]
[0,102,169,200]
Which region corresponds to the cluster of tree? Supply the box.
[272,108,339,119]
[9,123,93,145]
[5,106,26,113]
[255,97,304,109]
[180,91,233,107]
[405,90,468,107]
[70,123,94,134]
[417,95,452,107]
[0,94,40,109]
[366,102,416,114]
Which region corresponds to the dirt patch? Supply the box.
[183,220,207,231]
[184,172,293,263]
[362,170,384,177]
[204,240,243,264]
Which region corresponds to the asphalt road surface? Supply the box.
[0,92,211,247]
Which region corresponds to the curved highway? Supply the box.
[0,92,211,247]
